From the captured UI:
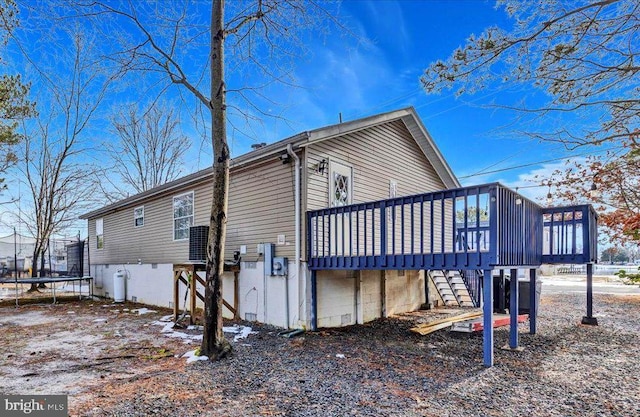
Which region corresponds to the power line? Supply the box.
[512,183,548,189]
[458,148,615,179]
[468,141,542,177]
[421,84,512,118]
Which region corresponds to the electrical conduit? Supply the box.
[286,144,300,330]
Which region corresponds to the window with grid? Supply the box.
[134,206,144,227]
[173,192,194,240]
[333,173,350,206]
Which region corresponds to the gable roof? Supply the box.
[80,107,459,219]
[302,107,459,189]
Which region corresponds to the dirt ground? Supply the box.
[0,297,195,406]
[1,285,640,416]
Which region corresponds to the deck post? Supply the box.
[529,268,537,334]
[509,268,519,349]
[496,269,506,313]
[423,270,429,310]
[173,267,180,321]
[310,270,318,331]
[233,269,240,320]
[380,201,387,267]
[581,263,598,325]
[381,270,387,317]
[189,266,197,324]
[482,268,494,367]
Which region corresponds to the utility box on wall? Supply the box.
[263,242,288,276]
[272,257,288,276]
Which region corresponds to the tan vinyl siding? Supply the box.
[226,158,296,260]
[89,179,210,265]
[304,120,450,260]
[87,116,450,267]
[306,119,447,212]
[88,157,296,265]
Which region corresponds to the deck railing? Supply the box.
[307,184,497,270]
[494,186,544,267]
[541,205,598,264]
[307,183,597,271]
[459,269,482,307]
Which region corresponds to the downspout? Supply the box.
[286,144,300,330]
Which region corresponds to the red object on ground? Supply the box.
[451,313,529,333]
[472,314,528,332]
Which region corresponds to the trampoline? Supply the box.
[0,276,93,305]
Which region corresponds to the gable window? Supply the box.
[329,160,353,207]
[134,206,144,227]
[173,192,194,240]
[96,218,104,249]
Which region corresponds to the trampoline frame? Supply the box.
[0,276,93,305]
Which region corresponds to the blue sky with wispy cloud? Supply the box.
[1,0,609,236]
[218,0,581,202]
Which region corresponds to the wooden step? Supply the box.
[410,310,482,335]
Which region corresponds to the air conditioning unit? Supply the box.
[189,226,209,262]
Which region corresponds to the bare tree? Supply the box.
[15,29,112,288]
[71,0,342,359]
[104,102,190,200]
[422,0,639,243]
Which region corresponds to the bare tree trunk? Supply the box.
[61,0,341,360]
[37,251,47,288]
[27,248,40,292]
[201,0,231,360]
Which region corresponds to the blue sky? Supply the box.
[217,0,587,200]
[1,0,604,237]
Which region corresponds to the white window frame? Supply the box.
[328,159,354,208]
[173,191,194,241]
[96,218,104,249]
[134,206,144,228]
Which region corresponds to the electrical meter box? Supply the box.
[263,243,288,276]
[272,257,288,276]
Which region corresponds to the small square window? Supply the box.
[134,206,144,227]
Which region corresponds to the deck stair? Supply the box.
[459,269,482,307]
[307,183,599,367]
[446,271,475,307]
[429,270,474,307]
[429,270,456,306]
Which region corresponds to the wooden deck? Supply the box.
[306,183,599,367]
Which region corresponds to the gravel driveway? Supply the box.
[2,288,639,416]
